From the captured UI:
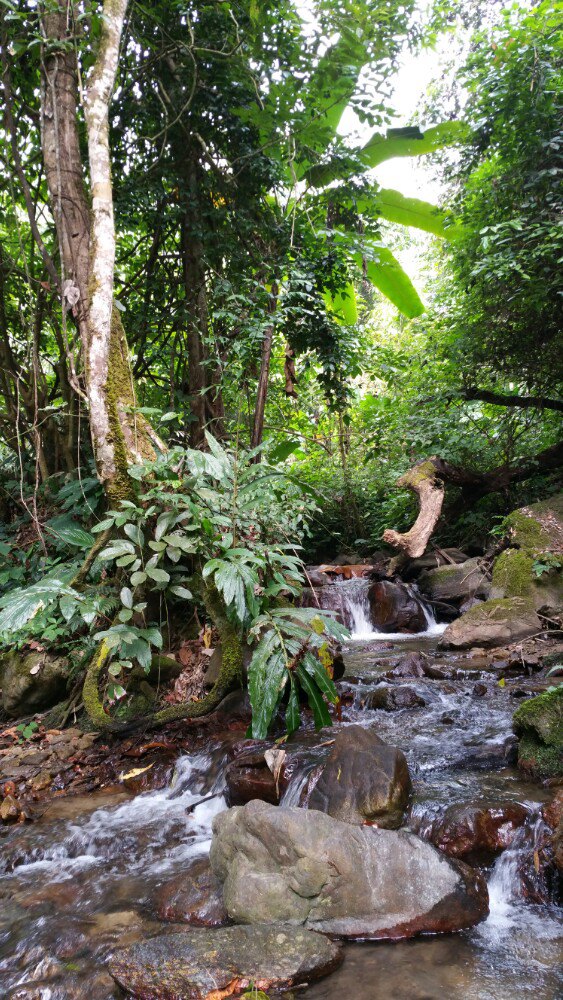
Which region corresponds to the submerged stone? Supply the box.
[210,800,488,939]
[108,924,342,999]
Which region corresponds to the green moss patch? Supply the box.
[513,687,563,780]
[492,549,536,598]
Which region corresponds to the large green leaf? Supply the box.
[358,188,460,240]
[45,515,95,550]
[354,247,425,318]
[296,665,332,729]
[305,121,467,188]
[323,281,358,324]
[360,122,468,170]
[248,638,288,739]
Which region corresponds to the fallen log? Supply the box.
[382,442,563,558]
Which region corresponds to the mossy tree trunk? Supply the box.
[40,1,162,505]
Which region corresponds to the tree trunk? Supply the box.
[251,284,278,452]
[383,442,563,558]
[40,0,162,504]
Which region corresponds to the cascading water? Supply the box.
[335,577,447,640]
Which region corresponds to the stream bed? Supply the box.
[0,632,561,999]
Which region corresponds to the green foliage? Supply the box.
[437,0,563,395]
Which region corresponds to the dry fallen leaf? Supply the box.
[119,764,154,782]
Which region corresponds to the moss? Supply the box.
[516,733,563,781]
[456,595,534,624]
[504,509,552,552]
[492,549,536,598]
[513,686,563,747]
[115,684,156,721]
[397,459,437,489]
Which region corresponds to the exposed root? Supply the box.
[81,583,244,732]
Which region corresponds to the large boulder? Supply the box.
[108,925,342,1000]
[440,597,541,649]
[418,558,490,603]
[490,495,563,611]
[368,580,427,633]
[513,687,563,780]
[210,800,489,939]
[307,724,411,828]
[0,651,68,718]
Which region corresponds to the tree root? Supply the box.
[81,583,244,733]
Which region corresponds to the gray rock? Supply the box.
[1,652,68,718]
[440,597,541,649]
[108,924,342,1000]
[419,558,490,602]
[210,800,489,939]
[308,724,411,828]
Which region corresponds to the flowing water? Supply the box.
[0,580,561,998]
[338,577,447,641]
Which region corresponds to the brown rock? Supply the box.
[0,793,20,822]
[426,801,529,860]
[368,580,428,633]
[307,724,411,828]
[364,685,426,711]
[154,857,228,927]
[225,750,282,806]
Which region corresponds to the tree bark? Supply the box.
[383,442,563,558]
[462,388,563,413]
[40,0,162,504]
[251,283,278,452]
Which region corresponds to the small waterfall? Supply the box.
[336,577,373,636]
[478,813,562,943]
[335,577,446,641]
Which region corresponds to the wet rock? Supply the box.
[385,651,427,678]
[0,794,20,822]
[154,856,229,927]
[210,800,489,939]
[300,584,350,626]
[404,548,470,579]
[1,651,68,717]
[368,580,427,633]
[364,685,426,711]
[419,558,490,603]
[543,789,563,876]
[307,724,411,828]
[226,749,282,806]
[425,801,529,860]
[440,597,541,650]
[305,566,332,587]
[108,924,342,999]
[513,687,563,780]
[453,734,519,770]
[472,682,488,697]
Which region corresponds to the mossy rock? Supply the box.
[504,494,563,554]
[419,558,490,602]
[513,687,563,781]
[1,651,69,718]
[440,597,541,649]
